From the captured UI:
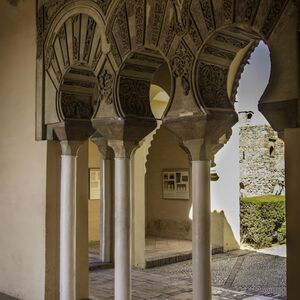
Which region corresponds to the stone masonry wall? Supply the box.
[239,124,285,197]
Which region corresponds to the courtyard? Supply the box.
[89,250,286,300]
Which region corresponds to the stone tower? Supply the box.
[239,112,285,197]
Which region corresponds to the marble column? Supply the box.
[183,139,212,300]
[91,135,113,263]
[59,141,82,300]
[108,140,136,300]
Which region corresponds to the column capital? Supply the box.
[164,112,235,161]
[108,140,137,159]
[90,132,114,160]
[60,140,83,156]
[181,138,212,161]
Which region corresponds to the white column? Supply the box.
[192,160,211,300]
[109,140,136,300]
[100,157,112,262]
[91,134,113,263]
[59,141,82,300]
[114,157,131,300]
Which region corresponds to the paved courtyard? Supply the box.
[89,250,286,299]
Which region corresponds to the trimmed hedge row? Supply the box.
[240,195,286,248]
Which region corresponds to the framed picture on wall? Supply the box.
[89,168,100,200]
[162,168,190,200]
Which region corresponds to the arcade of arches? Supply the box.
[0,0,299,299]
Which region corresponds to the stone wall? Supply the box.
[240,124,285,197]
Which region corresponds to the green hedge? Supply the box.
[240,195,286,248]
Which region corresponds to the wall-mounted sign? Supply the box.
[162,169,190,200]
[89,168,100,200]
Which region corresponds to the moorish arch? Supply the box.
[35,0,299,299]
[36,0,297,138]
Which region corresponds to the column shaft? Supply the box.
[114,157,131,300]
[192,160,211,300]
[60,155,77,300]
[285,128,300,299]
[100,158,112,262]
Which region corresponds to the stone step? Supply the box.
[145,247,224,268]
[89,261,114,271]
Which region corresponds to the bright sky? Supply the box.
[235,41,271,125]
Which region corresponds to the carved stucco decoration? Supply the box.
[162,15,181,55]
[213,32,250,49]
[203,45,235,61]
[135,0,146,45]
[196,62,232,109]
[148,0,168,46]
[187,13,203,48]
[223,0,234,23]
[37,0,111,59]
[119,77,153,117]
[61,92,94,119]
[261,0,289,38]
[98,69,114,104]
[171,42,194,96]
[112,2,131,58]
[43,13,104,88]
[242,0,260,23]
[199,0,215,32]
[105,1,129,66]
[37,0,70,58]
[162,0,200,55]
[96,0,112,14]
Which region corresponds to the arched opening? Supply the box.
[236,42,286,256]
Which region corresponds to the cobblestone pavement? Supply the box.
[89,250,286,299]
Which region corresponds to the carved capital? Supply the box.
[108,140,137,159]
[51,120,95,141]
[181,129,231,161]
[164,111,236,161]
[60,140,83,156]
[90,132,114,160]
[181,139,213,161]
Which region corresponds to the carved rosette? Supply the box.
[98,69,114,104]
[171,42,194,95]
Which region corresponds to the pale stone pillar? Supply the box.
[109,140,136,300]
[100,157,112,262]
[183,139,212,300]
[192,160,211,299]
[59,141,82,300]
[91,134,113,263]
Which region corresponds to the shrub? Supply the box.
[240,195,286,248]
